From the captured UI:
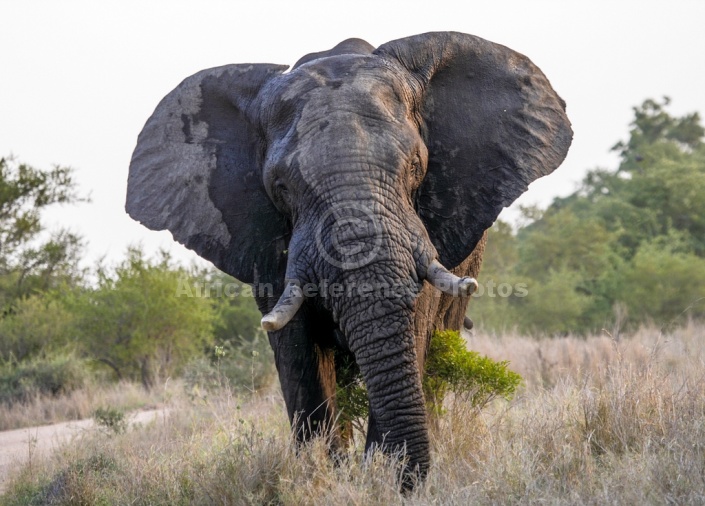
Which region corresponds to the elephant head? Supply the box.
[126,32,571,482]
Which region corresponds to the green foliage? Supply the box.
[423,330,522,415]
[335,331,522,428]
[616,238,705,323]
[510,269,595,336]
[93,406,127,435]
[66,248,216,389]
[613,97,704,165]
[0,154,269,400]
[206,271,264,349]
[335,353,369,431]
[0,351,92,405]
[0,156,85,312]
[0,294,75,362]
[474,98,705,334]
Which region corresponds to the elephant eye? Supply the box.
[410,154,425,186]
[411,157,422,176]
[274,179,292,206]
[275,180,288,194]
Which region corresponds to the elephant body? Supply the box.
[126,32,571,485]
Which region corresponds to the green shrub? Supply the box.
[336,330,522,429]
[93,406,127,435]
[0,351,92,405]
[423,330,522,416]
[335,353,369,433]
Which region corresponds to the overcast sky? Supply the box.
[2,0,704,268]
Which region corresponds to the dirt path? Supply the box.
[0,409,167,494]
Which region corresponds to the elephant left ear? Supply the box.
[375,32,573,269]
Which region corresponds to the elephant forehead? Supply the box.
[277,66,411,151]
[268,56,411,129]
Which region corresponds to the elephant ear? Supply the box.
[126,63,290,283]
[375,32,573,268]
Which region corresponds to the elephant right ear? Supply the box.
[126,63,289,283]
[376,32,572,269]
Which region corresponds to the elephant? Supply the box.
[126,31,572,485]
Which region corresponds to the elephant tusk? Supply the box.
[425,259,479,297]
[261,281,305,332]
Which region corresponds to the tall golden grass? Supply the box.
[3,322,705,504]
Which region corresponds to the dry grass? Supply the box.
[3,322,705,504]
[0,381,164,431]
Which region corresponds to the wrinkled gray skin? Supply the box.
[126,32,572,485]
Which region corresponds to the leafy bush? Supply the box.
[423,330,522,415]
[0,294,74,362]
[336,330,522,430]
[335,353,368,433]
[69,248,217,389]
[0,351,92,405]
[93,406,127,435]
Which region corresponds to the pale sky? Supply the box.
[2,0,704,268]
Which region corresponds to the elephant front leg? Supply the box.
[260,299,340,448]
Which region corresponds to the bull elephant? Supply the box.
[126,31,572,485]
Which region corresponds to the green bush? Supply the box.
[0,294,74,362]
[93,406,127,435]
[336,330,522,429]
[0,351,92,405]
[335,353,369,433]
[423,330,522,415]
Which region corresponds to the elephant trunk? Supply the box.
[280,194,436,479]
[333,265,431,481]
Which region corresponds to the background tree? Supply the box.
[0,155,272,398]
[68,248,216,389]
[0,157,85,312]
[472,98,705,334]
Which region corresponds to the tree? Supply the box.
[476,99,705,334]
[0,157,85,312]
[616,236,705,324]
[69,248,216,389]
[0,294,74,362]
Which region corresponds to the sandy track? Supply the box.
[0,409,167,494]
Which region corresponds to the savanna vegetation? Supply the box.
[1,99,704,502]
[3,324,704,504]
[473,98,705,334]
[0,155,269,424]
